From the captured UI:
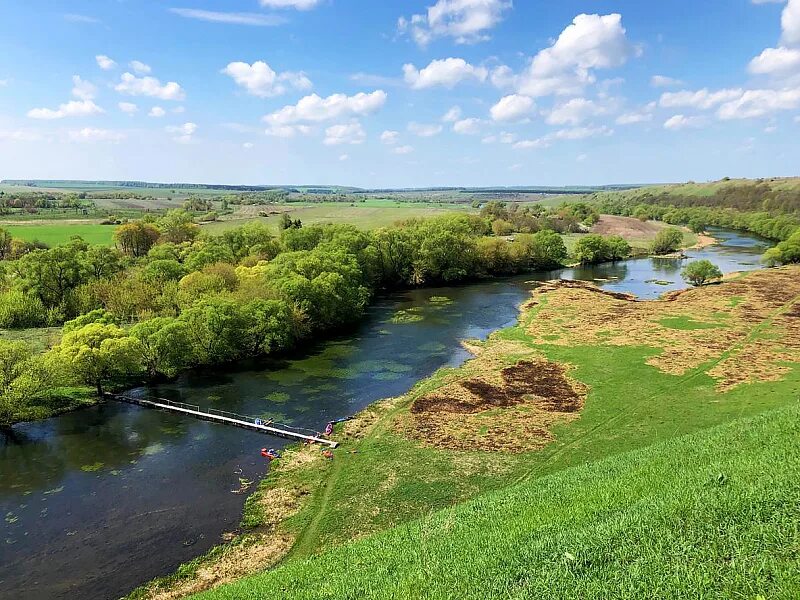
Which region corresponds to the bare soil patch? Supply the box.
[591,215,665,240]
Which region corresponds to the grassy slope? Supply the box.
[198,403,800,600]
[4,222,116,246]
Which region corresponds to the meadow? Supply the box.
[4,222,117,246]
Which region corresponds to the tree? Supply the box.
[606,235,631,261]
[681,260,723,286]
[158,210,199,243]
[651,227,685,255]
[130,317,193,377]
[114,222,160,257]
[57,323,141,396]
[16,242,90,309]
[574,234,611,264]
[0,227,12,260]
[761,230,800,266]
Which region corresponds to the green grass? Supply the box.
[196,403,800,600]
[5,223,115,246]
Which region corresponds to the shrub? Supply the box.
[682,260,723,286]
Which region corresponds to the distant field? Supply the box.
[4,222,115,246]
[203,201,471,233]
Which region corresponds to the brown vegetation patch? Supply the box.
[591,215,667,241]
[402,356,587,453]
[524,268,800,390]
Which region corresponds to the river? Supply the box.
[0,229,771,600]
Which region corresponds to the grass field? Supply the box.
[4,222,116,246]
[132,266,800,599]
[196,403,800,599]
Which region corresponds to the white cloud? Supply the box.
[403,58,487,89]
[264,124,311,137]
[0,129,45,142]
[115,73,185,101]
[442,105,462,122]
[169,8,287,26]
[324,121,366,145]
[489,94,534,122]
[452,117,482,134]
[749,46,800,76]
[659,88,743,109]
[782,0,800,46]
[651,75,684,87]
[71,75,96,100]
[64,13,100,24]
[717,88,800,119]
[222,61,312,98]
[408,122,443,137]
[397,0,512,46]
[577,153,588,162]
[149,106,166,117]
[663,114,705,130]
[514,13,635,97]
[552,125,612,140]
[393,145,414,154]
[513,138,549,150]
[616,102,655,125]
[380,130,400,145]
[546,97,605,125]
[96,55,117,70]
[264,90,387,125]
[68,128,125,143]
[173,106,186,114]
[339,153,349,161]
[118,102,138,114]
[27,99,104,120]
[166,122,198,143]
[259,0,321,9]
[129,60,151,75]
[0,79,8,87]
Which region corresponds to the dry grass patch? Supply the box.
[524,267,800,390]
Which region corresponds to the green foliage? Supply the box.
[681,260,723,286]
[650,226,684,255]
[0,289,48,328]
[130,318,193,377]
[114,222,160,257]
[573,234,631,264]
[0,340,61,427]
[762,230,800,265]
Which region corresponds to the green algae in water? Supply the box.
[373,372,404,381]
[645,279,672,286]
[5,512,18,524]
[80,462,104,473]
[43,486,64,496]
[258,411,290,423]
[142,442,165,456]
[418,341,446,353]
[265,391,291,403]
[207,394,223,403]
[388,307,425,324]
[428,296,453,305]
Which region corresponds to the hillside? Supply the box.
[196,403,800,599]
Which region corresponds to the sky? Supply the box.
[0,0,799,187]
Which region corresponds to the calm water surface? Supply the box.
[0,229,770,600]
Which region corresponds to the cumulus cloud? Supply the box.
[717,88,800,119]
[169,8,287,26]
[129,60,151,74]
[380,130,400,145]
[452,117,482,134]
[615,102,655,125]
[663,114,705,130]
[408,122,443,137]
[149,106,166,117]
[512,124,612,150]
[546,97,605,125]
[510,13,635,97]
[403,58,487,89]
[27,99,104,120]
[264,124,312,137]
[749,46,800,76]
[397,0,512,46]
[259,0,321,9]
[264,91,387,125]
[651,75,684,87]
[659,88,743,109]
[71,75,96,100]
[118,102,138,114]
[69,128,125,142]
[782,0,800,46]
[441,106,463,122]
[489,94,534,122]
[222,61,312,98]
[96,55,117,70]
[115,72,185,101]
[166,122,198,143]
[324,121,366,145]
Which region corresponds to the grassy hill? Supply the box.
[196,402,800,599]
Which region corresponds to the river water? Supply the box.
[0,229,771,600]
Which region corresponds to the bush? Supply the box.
[0,290,48,328]
[682,260,723,286]
[651,227,684,255]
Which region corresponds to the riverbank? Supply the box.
[131,265,800,599]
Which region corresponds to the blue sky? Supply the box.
[0,0,798,187]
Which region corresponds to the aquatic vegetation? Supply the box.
[388,308,425,324]
[265,392,291,403]
[142,442,165,456]
[80,462,105,472]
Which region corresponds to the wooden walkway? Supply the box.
[109,394,338,448]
